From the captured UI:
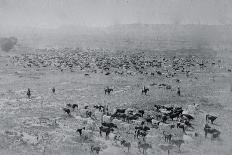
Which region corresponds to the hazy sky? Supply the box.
[0,0,232,28]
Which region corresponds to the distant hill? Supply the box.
[1,24,232,50]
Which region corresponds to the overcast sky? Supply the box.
[0,0,232,28]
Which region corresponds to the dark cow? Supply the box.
[76,127,85,136]
[135,126,150,132]
[99,126,114,140]
[67,104,78,110]
[161,115,168,123]
[105,87,113,95]
[181,114,194,120]
[184,120,194,129]
[66,104,72,108]
[111,113,127,121]
[63,108,71,115]
[86,111,92,118]
[115,109,126,114]
[126,114,139,122]
[164,106,174,111]
[156,71,162,75]
[177,122,186,133]
[206,114,217,124]
[135,130,147,141]
[145,115,153,124]
[204,124,220,139]
[168,112,181,121]
[72,104,78,110]
[94,105,105,112]
[102,122,117,129]
[138,110,145,117]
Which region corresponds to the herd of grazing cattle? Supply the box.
[16,49,226,155]
[23,84,220,155]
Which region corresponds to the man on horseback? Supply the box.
[27,88,31,99]
[142,86,149,95]
[52,87,55,93]
[177,86,181,96]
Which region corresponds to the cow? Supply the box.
[121,140,131,152]
[105,87,113,95]
[163,131,172,142]
[138,141,152,154]
[99,126,114,140]
[206,114,217,124]
[63,108,71,115]
[76,127,85,136]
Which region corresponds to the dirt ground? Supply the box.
[0,47,232,155]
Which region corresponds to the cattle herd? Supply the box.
[5,47,229,155]
[23,84,220,155]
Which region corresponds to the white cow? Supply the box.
[102,115,111,123]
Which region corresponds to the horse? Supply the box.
[105,87,113,95]
[121,140,131,152]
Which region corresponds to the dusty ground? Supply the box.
[0,47,232,155]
